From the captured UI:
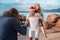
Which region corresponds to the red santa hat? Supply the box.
[29,6,35,10]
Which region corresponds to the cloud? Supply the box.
[19,0,60,9]
[0,0,60,9]
[37,0,60,9]
[15,0,20,3]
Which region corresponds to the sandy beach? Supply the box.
[18,27,60,40]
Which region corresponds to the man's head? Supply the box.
[9,8,19,18]
[29,6,35,16]
[3,8,20,19]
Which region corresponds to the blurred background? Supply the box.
[0,0,60,20]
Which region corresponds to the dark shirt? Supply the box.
[0,15,27,40]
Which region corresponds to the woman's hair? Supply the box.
[34,3,42,14]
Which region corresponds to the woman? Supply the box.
[33,3,47,38]
[25,6,47,40]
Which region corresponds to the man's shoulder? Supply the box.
[8,17,18,22]
[1,16,18,22]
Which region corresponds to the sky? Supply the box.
[0,0,60,9]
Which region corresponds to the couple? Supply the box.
[0,3,47,40]
[25,3,47,40]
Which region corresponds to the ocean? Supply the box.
[0,4,60,20]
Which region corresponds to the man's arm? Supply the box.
[13,18,27,35]
[24,16,29,27]
[40,27,47,38]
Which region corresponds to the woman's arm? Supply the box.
[24,16,29,27]
[39,18,47,38]
[40,27,47,38]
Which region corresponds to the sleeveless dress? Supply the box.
[28,17,41,38]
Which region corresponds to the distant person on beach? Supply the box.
[34,3,47,38]
[0,8,27,40]
[25,6,47,40]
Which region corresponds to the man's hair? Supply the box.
[3,8,19,18]
[9,8,19,17]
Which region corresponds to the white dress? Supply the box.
[28,17,41,38]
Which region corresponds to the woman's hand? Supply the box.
[40,27,47,38]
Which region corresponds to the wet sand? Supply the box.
[18,27,60,40]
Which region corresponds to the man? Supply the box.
[0,8,27,40]
[25,6,47,40]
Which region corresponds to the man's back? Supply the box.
[0,16,18,40]
[0,15,27,40]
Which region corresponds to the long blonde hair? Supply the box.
[34,3,43,16]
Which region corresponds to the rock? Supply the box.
[46,14,60,29]
[55,19,60,28]
[46,14,60,23]
[43,21,48,30]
